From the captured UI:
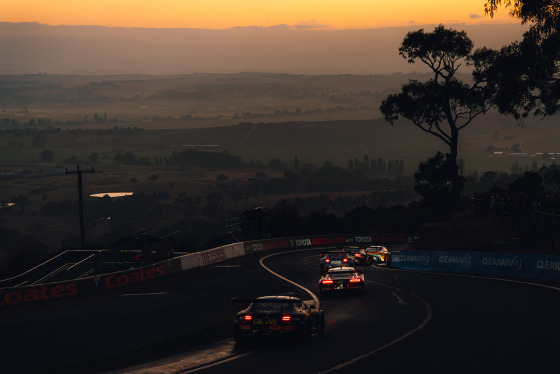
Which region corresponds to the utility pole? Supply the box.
[66,164,94,249]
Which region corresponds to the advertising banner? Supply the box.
[349,234,410,245]
[196,246,227,267]
[0,234,411,310]
[0,278,95,309]
[390,251,560,281]
[95,264,166,290]
[244,241,264,254]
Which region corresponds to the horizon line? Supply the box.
[0,20,525,32]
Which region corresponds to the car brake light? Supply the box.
[349,278,362,283]
[244,315,252,321]
[282,315,291,321]
[322,279,334,284]
[325,258,330,263]
[343,258,348,263]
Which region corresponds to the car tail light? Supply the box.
[349,278,362,283]
[282,315,291,321]
[343,258,348,263]
[244,315,252,321]
[322,279,334,284]
[325,258,330,263]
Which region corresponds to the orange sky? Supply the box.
[1,0,514,29]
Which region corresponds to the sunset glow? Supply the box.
[1,0,514,29]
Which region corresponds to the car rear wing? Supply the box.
[320,250,348,256]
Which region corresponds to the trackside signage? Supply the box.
[185,243,246,269]
[0,234,409,310]
[390,252,432,270]
[97,265,166,290]
[390,251,560,281]
[197,243,245,266]
[0,262,176,309]
[198,247,227,266]
[244,234,410,254]
[0,283,81,307]
[350,235,409,245]
[290,237,346,248]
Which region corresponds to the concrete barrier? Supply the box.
[180,253,199,271]
[0,234,410,310]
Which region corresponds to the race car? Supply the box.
[344,247,374,265]
[319,251,356,273]
[232,295,325,342]
[319,266,365,297]
[365,246,390,263]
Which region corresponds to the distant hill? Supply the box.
[0,22,527,75]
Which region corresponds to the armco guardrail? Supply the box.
[389,250,560,281]
[0,234,410,310]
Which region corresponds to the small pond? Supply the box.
[90,192,134,198]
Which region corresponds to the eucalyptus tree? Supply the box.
[380,25,495,202]
[480,0,560,118]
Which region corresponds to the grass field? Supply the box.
[2,72,558,174]
[2,112,559,174]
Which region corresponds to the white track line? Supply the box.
[179,352,253,374]
[259,250,320,306]
[317,293,433,374]
[259,249,433,373]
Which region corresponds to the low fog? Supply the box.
[0,22,527,75]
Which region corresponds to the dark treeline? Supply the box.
[167,149,246,169]
[260,168,412,195]
[155,84,324,101]
[166,149,406,176]
[3,165,560,278]
[264,201,415,239]
[1,126,145,136]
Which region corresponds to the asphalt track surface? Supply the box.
[3,248,560,374]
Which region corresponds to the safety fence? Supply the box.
[0,234,409,310]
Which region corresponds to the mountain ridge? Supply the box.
[0,22,528,75]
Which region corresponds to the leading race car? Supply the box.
[365,245,390,263]
[319,266,365,297]
[319,251,356,274]
[232,295,325,342]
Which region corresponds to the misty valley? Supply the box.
[1,72,559,277]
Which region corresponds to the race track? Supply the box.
[3,248,560,374]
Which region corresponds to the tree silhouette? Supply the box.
[12,193,30,212]
[31,132,48,147]
[293,155,301,171]
[381,25,494,202]
[485,1,559,28]
[481,1,559,118]
[414,152,464,215]
[39,150,54,162]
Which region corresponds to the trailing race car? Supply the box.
[319,266,365,297]
[232,295,325,342]
[319,251,356,273]
[343,247,374,265]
